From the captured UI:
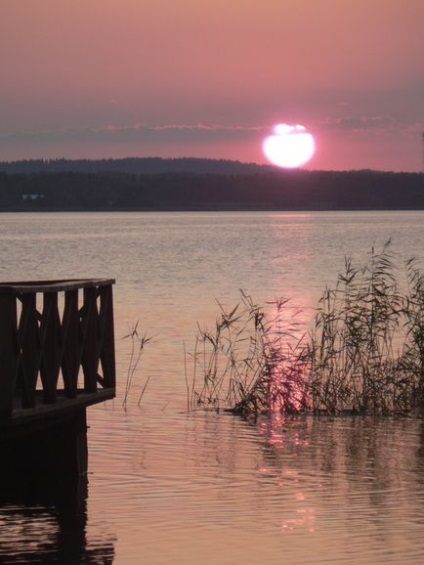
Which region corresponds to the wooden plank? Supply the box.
[0,278,115,294]
[61,289,81,398]
[17,292,41,408]
[39,291,62,402]
[0,292,19,419]
[99,284,116,388]
[81,287,99,393]
[7,389,115,429]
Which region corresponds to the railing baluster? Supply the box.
[17,293,41,408]
[98,284,116,388]
[0,291,19,419]
[81,287,99,393]
[62,289,81,398]
[40,291,62,403]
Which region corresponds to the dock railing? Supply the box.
[0,278,116,420]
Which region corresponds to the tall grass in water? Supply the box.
[122,322,152,409]
[187,242,424,418]
[311,240,406,415]
[186,290,311,416]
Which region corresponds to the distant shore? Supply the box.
[0,158,423,212]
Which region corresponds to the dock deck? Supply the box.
[0,278,116,471]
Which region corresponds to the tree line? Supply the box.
[0,168,423,211]
[0,157,268,175]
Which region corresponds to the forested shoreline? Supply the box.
[0,158,423,211]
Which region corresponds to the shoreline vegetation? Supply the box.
[186,242,424,419]
[0,157,423,212]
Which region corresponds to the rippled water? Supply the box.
[1,211,424,564]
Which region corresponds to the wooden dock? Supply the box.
[0,278,116,475]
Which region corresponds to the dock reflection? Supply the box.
[0,471,115,564]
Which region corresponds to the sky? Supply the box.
[1,0,424,171]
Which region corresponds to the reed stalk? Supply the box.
[122,322,153,409]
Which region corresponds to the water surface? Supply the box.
[1,211,424,564]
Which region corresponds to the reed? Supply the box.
[187,242,424,418]
[185,290,311,415]
[122,322,153,409]
[310,240,406,415]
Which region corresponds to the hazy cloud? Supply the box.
[315,115,424,135]
[0,123,268,147]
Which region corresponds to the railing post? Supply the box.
[40,291,62,403]
[18,292,41,408]
[62,289,81,398]
[99,284,116,388]
[0,291,19,419]
[81,287,99,393]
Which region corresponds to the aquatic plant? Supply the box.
[310,240,406,415]
[122,322,152,409]
[188,242,424,418]
[185,290,311,416]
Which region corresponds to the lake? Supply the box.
[1,211,424,564]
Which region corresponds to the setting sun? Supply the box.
[263,124,315,168]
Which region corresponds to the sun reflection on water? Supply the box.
[262,299,313,414]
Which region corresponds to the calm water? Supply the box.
[1,211,424,564]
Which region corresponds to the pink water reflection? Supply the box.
[263,298,314,414]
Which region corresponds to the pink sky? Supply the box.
[1,0,424,171]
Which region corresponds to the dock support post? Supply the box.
[0,409,89,478]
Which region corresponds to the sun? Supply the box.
[263,124,315,168]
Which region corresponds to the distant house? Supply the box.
[21,193,45,201]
